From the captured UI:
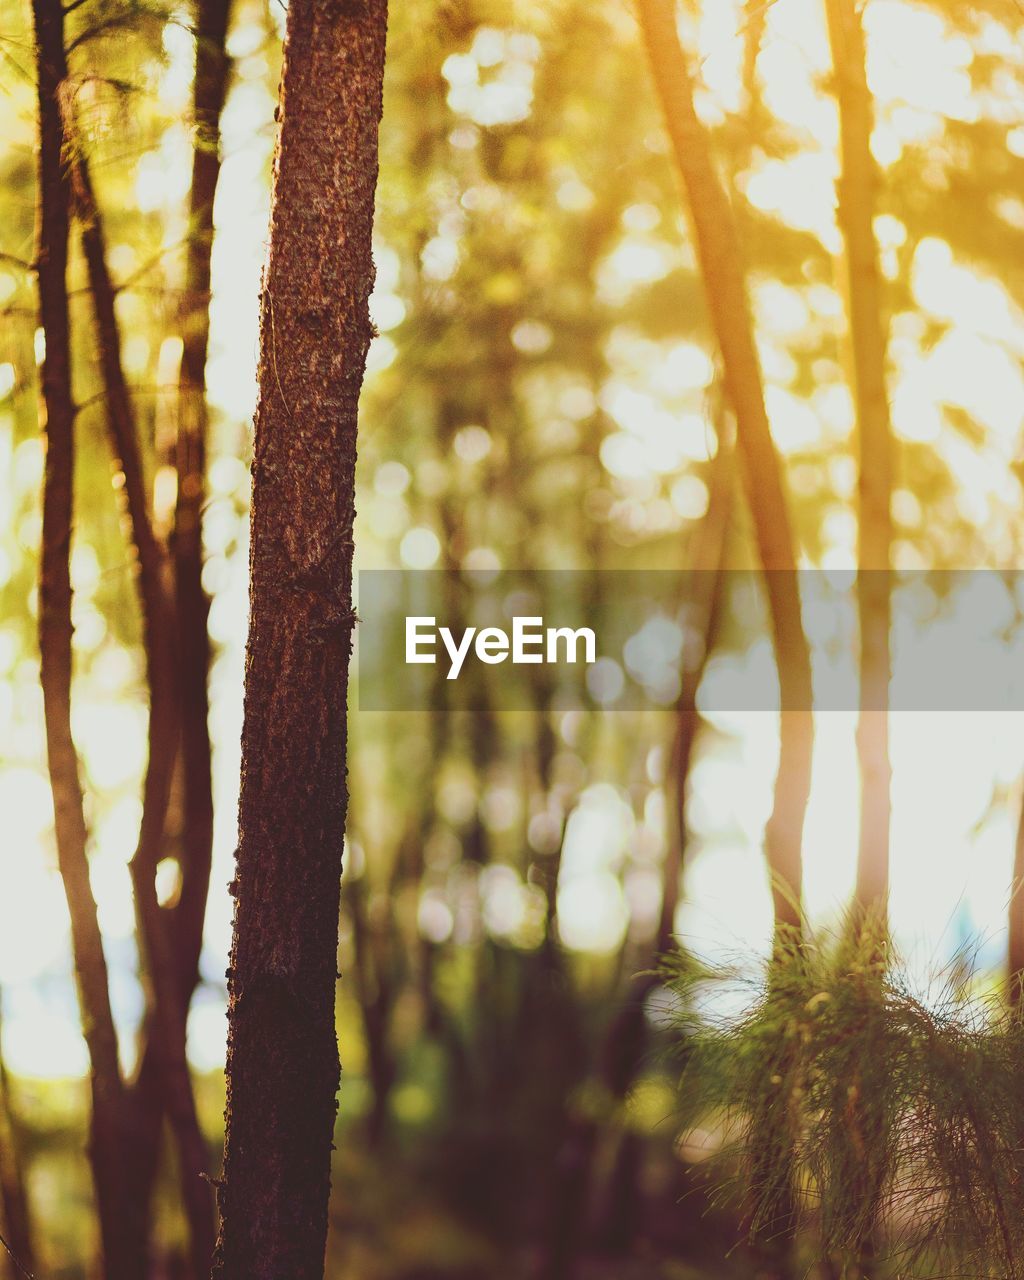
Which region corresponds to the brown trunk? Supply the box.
[824,0,893,927]
[126,2,235,1263]
[637,0,813,938]
[173,0,232,994]
[71,138,215,1278]
[30,4,136,1276]
[212,2,387,1276]
[741,0,769,113]
[0,1007,35,1280]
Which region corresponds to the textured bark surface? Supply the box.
[637,0,813,935]
[825,0,894,922]
[212,2,387,1276]
[30,3,135,1276]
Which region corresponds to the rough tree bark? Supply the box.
[212,2,387,1276]
[637,0,813,936]
[30,3,135,1275]
[824,0,893,926]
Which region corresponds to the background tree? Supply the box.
[637,0,813,938]
[825,0,895,926]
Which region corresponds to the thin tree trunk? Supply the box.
[0,1000,35,1280]
[824,0,893,926]
[741,0,769,114]
[30,4,135,1275]
[212,2,387,1276]
[349,870,396,1147]
[637,0,813,938]
[538,439,733,1280]
[173,0,232,997]
[70,143,215,1278]
[126,3,234,1263]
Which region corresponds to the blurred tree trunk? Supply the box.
[212,2,387,1276]
[637,0,813,938]
[172,0,233,998]
[72,142,216,1277]
[0,1000,35,1280]
[824,0,893,927]
[30,2,136,1275]
[126,0,234,1264]
[538,437,733,1280]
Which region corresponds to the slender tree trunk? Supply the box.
[173,0,232,996]
[126,3,234,1264]
[30,4,136,1276]
[824,0,893,927]
[71,145,216,1276]
[212,3,387,1276]
[538,439,733,1280]
[637,0,813,938]
[741,0,769,114]
[0,1000,35,1280]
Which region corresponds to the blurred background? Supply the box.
[4,0,1024,1274]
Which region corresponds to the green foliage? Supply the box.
[664,921,1024,1277]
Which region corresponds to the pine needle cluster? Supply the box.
[662,920,1024,1277]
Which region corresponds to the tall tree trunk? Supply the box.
[173,0,232,998]
[71,146,216,1276]
[30,4,135,1276]
[636,0,813,938]
[824,0,893,927]
[126,2,234,1265]
[212,3,387,1276]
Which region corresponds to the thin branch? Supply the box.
[0,1229,35,1280]
[0,251,35,272]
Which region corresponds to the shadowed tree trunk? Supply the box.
[824,0,893,927]
[173,0,233,998]
[0,999,35,1280]
[637,0,813,939]
[30,3,136,1275]
[125,1,234,1266]
[212,2,387,1276]
[71,142,216,1278]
